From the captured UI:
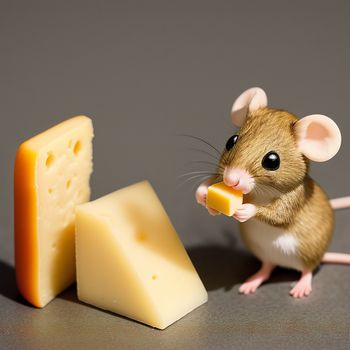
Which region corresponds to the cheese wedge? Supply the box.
[14,116,94,307]
[75,181,208,329]
[206,182,243,216]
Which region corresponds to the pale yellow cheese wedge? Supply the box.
[75,181,208,329]
[206,182,243,216]
[15,116,94,307]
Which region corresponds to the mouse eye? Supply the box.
[262,151,280,171]
[225,135,238,151]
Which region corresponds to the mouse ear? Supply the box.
[231,87,268,126]
[294,114,341,162]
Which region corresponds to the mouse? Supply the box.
[195,87,350,298]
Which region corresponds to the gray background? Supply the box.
[0,1,349,349]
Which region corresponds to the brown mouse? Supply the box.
[196,87,350,298]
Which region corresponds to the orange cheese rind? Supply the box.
[14,116,93,308]
[14,142,40,307]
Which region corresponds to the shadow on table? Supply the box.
[0,260,29,305]
[59,283,81,304]
[187,229,302,291]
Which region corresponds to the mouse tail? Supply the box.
[322,252,350,264]
[330,196,350,210]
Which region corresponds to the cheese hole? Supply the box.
[46,153,55,168]
[152,275,158,280]
[135,232,146,242]
[73,141,82,155]
[66,179,72,189]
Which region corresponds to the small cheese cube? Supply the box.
[75,181,208,329]
[14,116,93,307]
[206,182,243,216]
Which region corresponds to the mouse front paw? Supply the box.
[195,184,220,216]
[195,184,208,207]
[233,203,257,222]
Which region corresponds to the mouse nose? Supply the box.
[223,167,254,194]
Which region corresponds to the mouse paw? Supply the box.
[233,203,256,222]
[239,262,274,295]
[239,280,262,295]
[289,283,312,298]
[195,184,220,216]
[195,185,208,207]
[289,271,312,298]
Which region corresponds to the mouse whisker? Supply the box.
[190,175,221,194]
[222,152,233,167]
[184,160,221,168]
[263,182,283,193]
[178,134,222,155]
[183,160,226,174]
[254,181,283,196]
[187,148,221,162]
[254,184,279,201]
[177,174,215,189]
[219,152,232,168]
[178,171,220,179]
[251,184,264,198]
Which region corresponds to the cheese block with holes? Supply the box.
[14,116,94,307]
[75,181,208,329]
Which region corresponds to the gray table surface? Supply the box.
[1,1,350,349]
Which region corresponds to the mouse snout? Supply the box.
[223,167,254,194]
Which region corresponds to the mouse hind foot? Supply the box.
[239,261,275,295]
[289,270,312,298]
